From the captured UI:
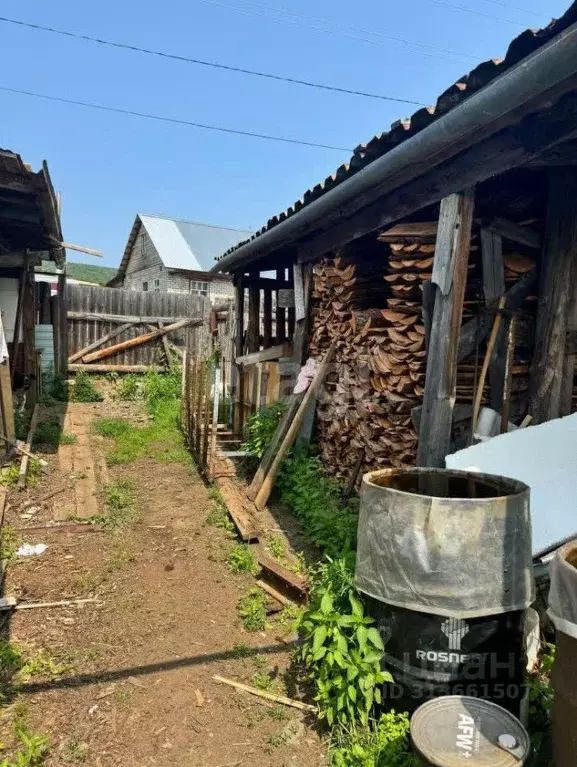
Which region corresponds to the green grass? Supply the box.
[33,420,77,447]
[106,545,136,571]
[205,488,235,533]
[267,535,286,561]
[0,525,22,564]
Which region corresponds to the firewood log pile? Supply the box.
[309,224,537,483]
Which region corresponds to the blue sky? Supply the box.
[0,0,568,269]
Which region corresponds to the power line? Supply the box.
[0,15,426,106]
[425,0,529,25]
[199,0,479,63]
[0,85,353,151]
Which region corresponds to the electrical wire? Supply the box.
[425,0,530,25]
[199,0,479,63]
[0,85,353,151]
[0,15,426,105]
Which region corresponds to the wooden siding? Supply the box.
[66,284,207,367]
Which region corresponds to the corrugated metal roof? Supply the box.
[112,214,253,284]
[217,1,577,265]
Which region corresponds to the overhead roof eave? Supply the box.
[212,11,577,275]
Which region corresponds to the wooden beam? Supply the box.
[485,217,541,249]
[0,362,15,444]
[292,263,313,367]
[530,167,577,423]
[417,189,475,468]
[262,289,273,348]
[67,311,199,325]
[247,273,260,354]
[57,273,68,377]
[233,277,245,435]
[236,344,293,366]
[82,318,193,363]
[157,320,173,368]
[254,341,336,510]
[68,321,136,363]
[275,269,286,343]
[10,257,27,383]
[297,93,577,264]
[246,393,304,501]
[480,228,507,409]
[457,267,538,363]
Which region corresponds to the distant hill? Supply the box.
[66,262,118,285]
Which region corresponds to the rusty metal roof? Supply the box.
[217,1,577,265]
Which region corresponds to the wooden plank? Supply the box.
[236,343,293,366]
[254,342,336,510]
[530,168,577,423]
[157,320,173,368]
[255,579,296,607]
[202,364,212,469]
[293,263,306,321]
[17,404,40,489]
[480,228,507,409]
[217,477,259,541]
[485,217,541,249]
[21,265,36,381]
[82,318,193,363]
[10,259,27,384]
[0,362,15,444]
[417,189,475,468]
[68,364,164,373]
[265,362,280,405]
[253,547,307,595]
[57,273,68,376]
[262,289,273,348]
[194,360,204,457]
[246,393,304,502]
[67,311,197,324]
[422,279,435,351]
[292,262,313,367]
[501,315,517,433]
[68,321,136,363]
[209,362,221,478]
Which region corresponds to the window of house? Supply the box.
[142,281,148,292]
[154,279,160,292]
[189,280,209,296]
[140,232,148,257]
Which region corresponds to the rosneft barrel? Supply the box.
[355,468,534,715]
[410,696,531,766]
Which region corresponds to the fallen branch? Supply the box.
[83,318,193,363]
[213,675,315,712]
[15,597,101,611]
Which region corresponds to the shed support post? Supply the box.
[262,289,272,348]
[276,269,286,343]
[233,275,245,435]
[417,188,475,468]
[247,271,260,354]
[56,271,68,377]
[530,167,577,422]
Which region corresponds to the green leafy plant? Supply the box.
[528,642,555,756]
[267,534,286,561]
[71,372,102,402]
[237,588,267,631]
[330,712,417,767]
[0,526,22,565]
[0,728,49,767]
[242,402,287,459]
[205,489,235,533]
[299,590,389,727]
[279,446,358,558]
[117,374,142,401]
[40,371,69,403]
[227,544,260,575]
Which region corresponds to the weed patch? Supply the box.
[0,460,41,488]
[237,588,267,632]
[267,534,286,561]
[105,478,138,527]
[33,420,76,447]
[106,545,136,571]
[0,526,22,565]
[0,727,50,766]
[227,544,259,576]
[242,402,287,459]
[71,372,102,402]
[205,488,235,533]
[330,711,417,766]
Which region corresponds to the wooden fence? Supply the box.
[65,284,207,371]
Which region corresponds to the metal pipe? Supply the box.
[212,20,577,274]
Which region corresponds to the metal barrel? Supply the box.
[410,696,531,766]
[355,467,534,714]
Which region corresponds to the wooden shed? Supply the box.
[211,4,577,479]
[0,149,64,446]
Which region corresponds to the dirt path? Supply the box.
[1,400,324,766]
